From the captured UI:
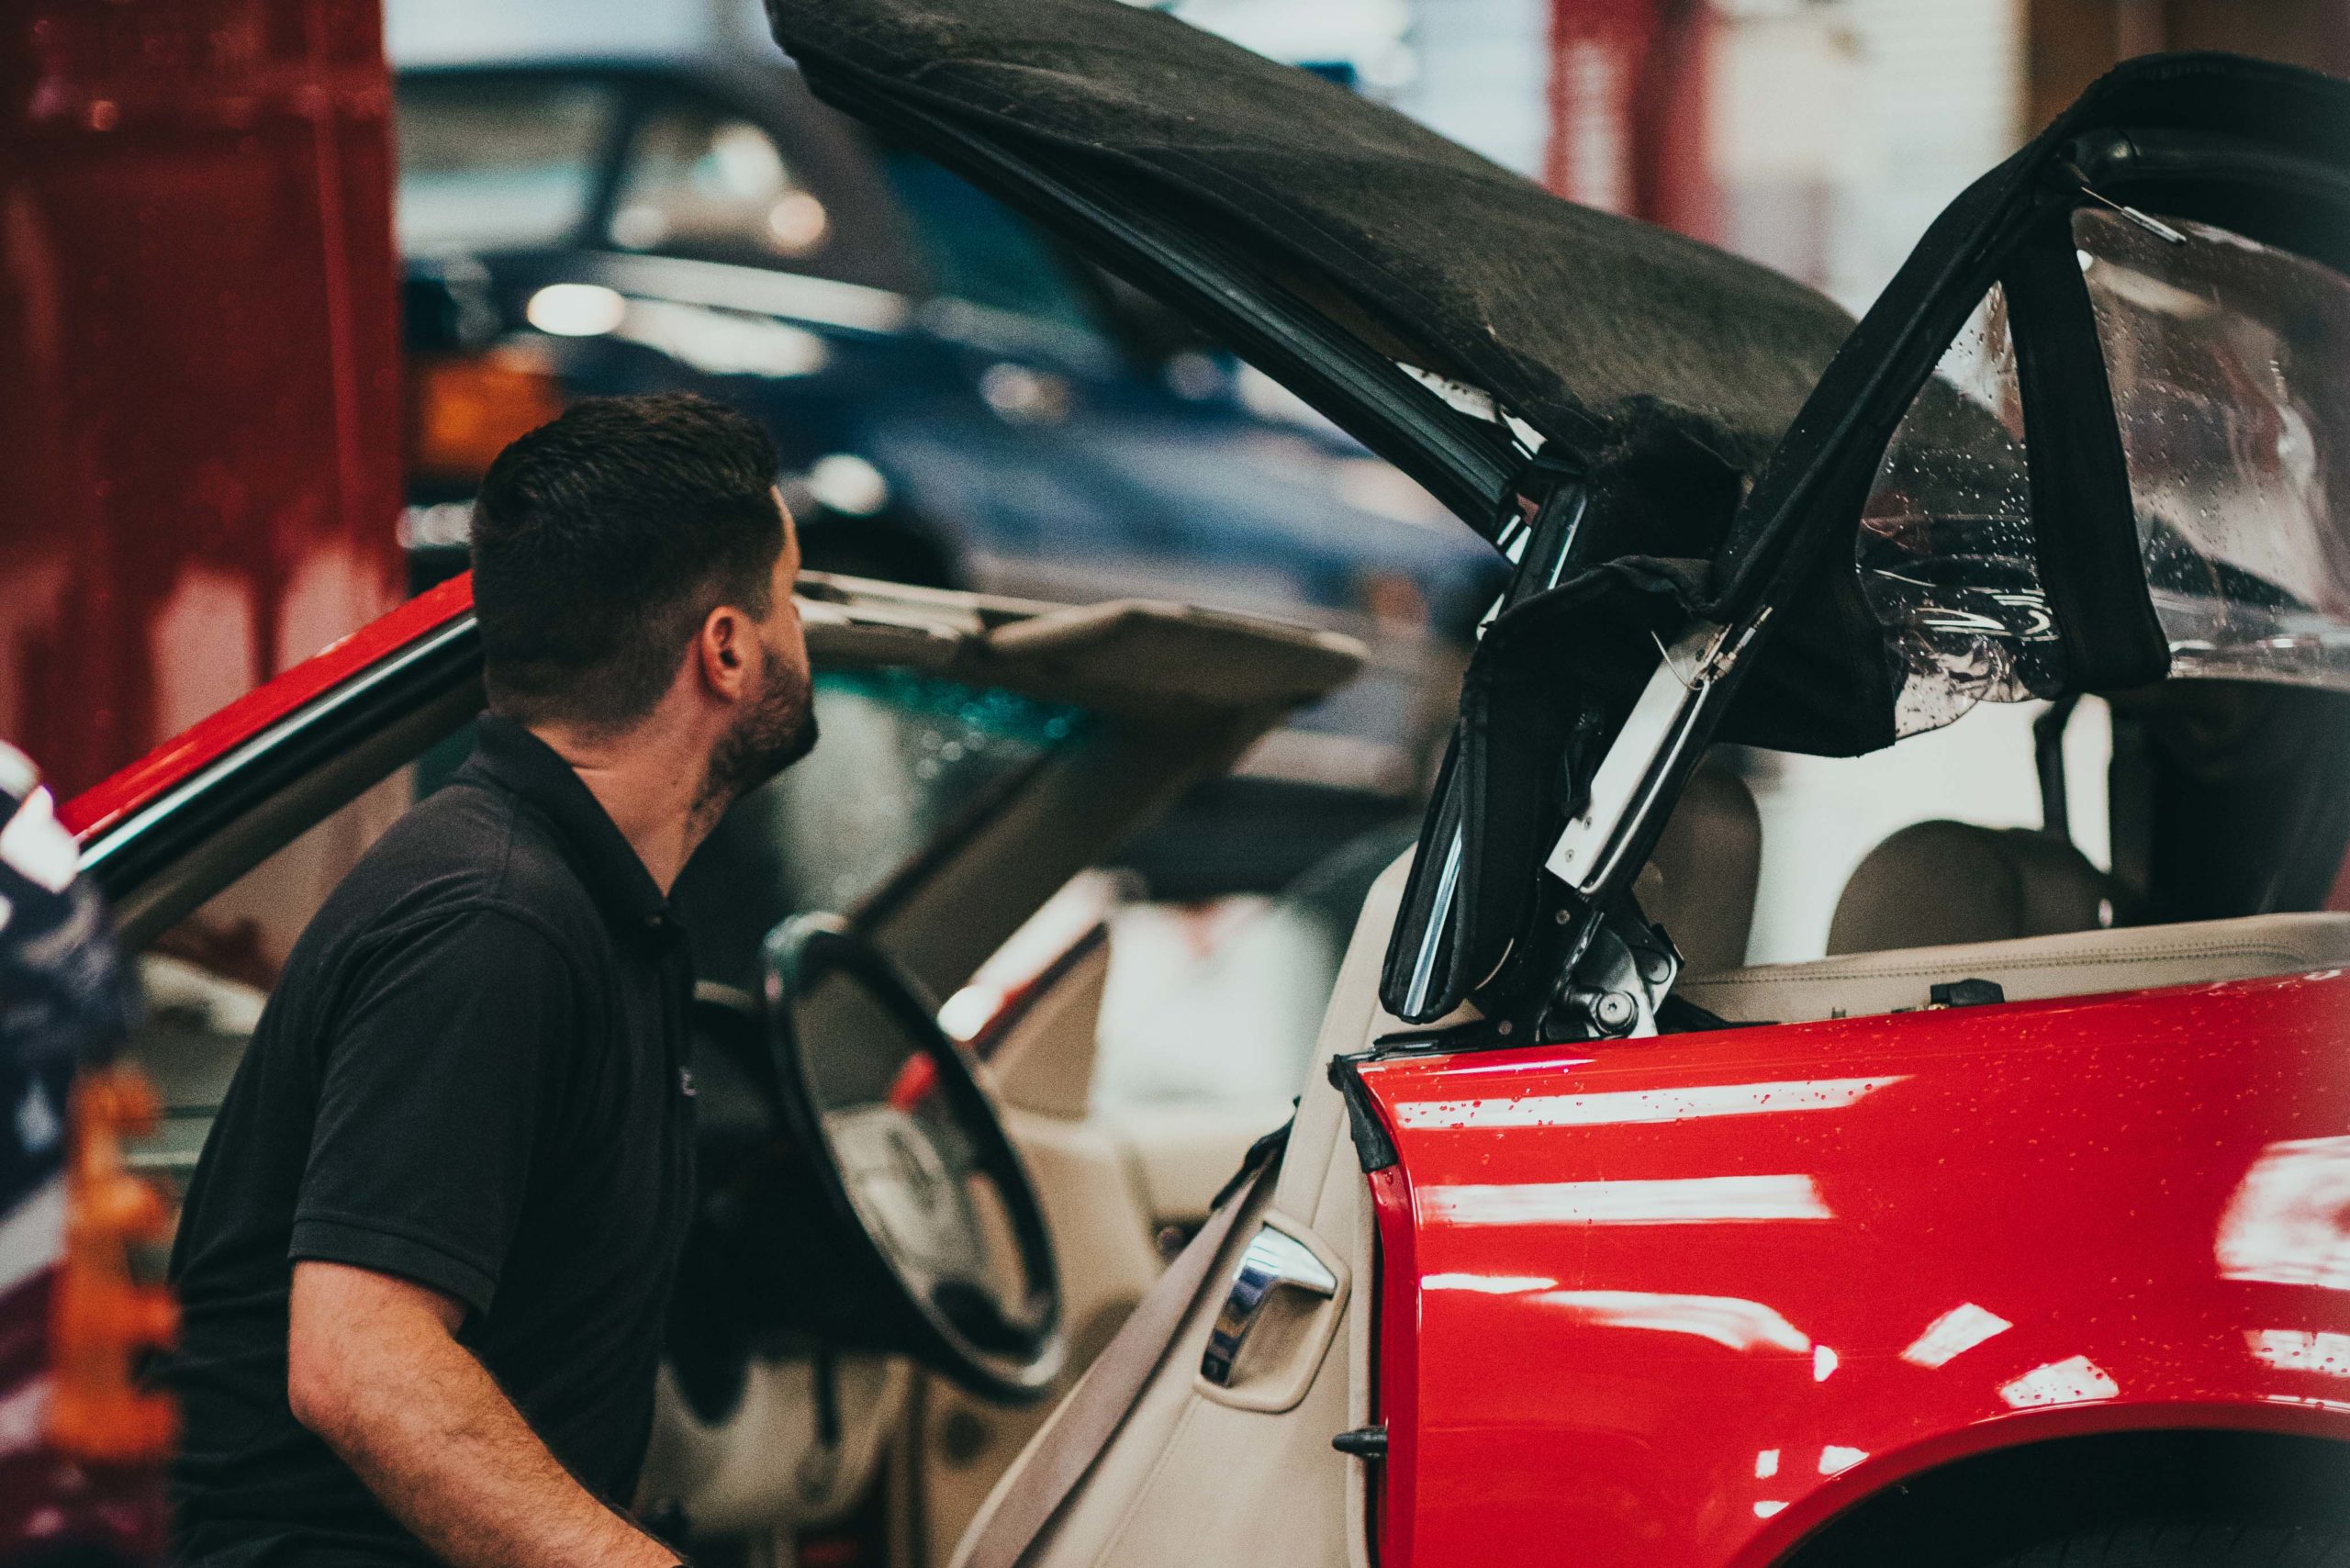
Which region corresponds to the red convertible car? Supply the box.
[61,2,2350,1564]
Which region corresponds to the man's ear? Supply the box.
[695,604,754,702]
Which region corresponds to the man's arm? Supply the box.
[287,1260,677,1568]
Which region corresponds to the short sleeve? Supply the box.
[288,907,576,1316]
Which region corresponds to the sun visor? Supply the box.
[763,0,1854,484]
[967,599,1363,715]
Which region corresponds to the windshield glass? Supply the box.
[395,78,618,254]
[2077,208,2350,690]
[672,669,1089,990]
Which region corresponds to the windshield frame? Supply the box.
[1379,56,2350,1039]
[1588,121,2350,1001]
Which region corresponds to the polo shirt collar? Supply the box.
[462,715,672,933]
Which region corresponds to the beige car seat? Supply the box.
[1684,912,2350,1024]
[1633,758,1763,973]
[1825,820,2113,955]
[1690,816,2350,1024]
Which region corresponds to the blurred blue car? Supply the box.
[394,59,1507,883]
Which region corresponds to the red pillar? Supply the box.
[1546,0,1718,241]
[0,0,405,799]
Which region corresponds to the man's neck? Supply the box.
[525,716,713,895]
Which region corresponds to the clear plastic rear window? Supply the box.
[1856,286,2064,736]
[2076,208,2350,690]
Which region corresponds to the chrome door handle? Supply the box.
[1199,1222,1337,1386]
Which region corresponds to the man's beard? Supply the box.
[702,644,817,814]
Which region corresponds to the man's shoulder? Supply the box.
[316,782,605,959]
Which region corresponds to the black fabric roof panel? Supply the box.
[766,0,1856,474]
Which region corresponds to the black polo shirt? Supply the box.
[167,715,697,1567]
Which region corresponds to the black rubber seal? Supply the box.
[1326,1054,1398,1173]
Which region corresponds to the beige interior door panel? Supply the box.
[1192,1208,1348,1416]
[949,1138,1371,1568]
[984,939,1112,1121]
[1104,1103,1292,1229]
[916,1103,1164,1567]
[916,852,1397,1568]
[944,857,1412,1568]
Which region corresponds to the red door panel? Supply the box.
[1357,971,2350,1567]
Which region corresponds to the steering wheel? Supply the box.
[760,914,1064,1404]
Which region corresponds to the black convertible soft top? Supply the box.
[763,0,1855,480]
[767,3,2350,767]
[764,6,2350,1030]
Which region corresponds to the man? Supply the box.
[167,394,816,1567]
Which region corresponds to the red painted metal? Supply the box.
[1359,972,2350,1567]
[0,0,405,803]
[1365,1163,1419,1565]
[1545,0,1715,241]
[58,573,472,843]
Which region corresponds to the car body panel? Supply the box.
[56,576,476,845]
[1357,971,2350,1567]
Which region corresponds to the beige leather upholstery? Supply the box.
[1684,912,2350,1024]
[946,775,1769,1568]
[1635,758,1762,973]
[948,860,1414,1568]
[1104,1105,1285,1227]
[988,937,1113,1121]
[926,938,1165,1567]
[1828,820,2112,955]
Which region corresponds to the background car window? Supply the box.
[609,104,842,268]
[395,77,617,254]
[876,151,1102,336]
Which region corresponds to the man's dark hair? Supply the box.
[471,394,784,731]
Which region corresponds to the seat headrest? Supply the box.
[1828,820,2111,956]
[1339,759,1760,1018]
[1634,760,1762,975]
